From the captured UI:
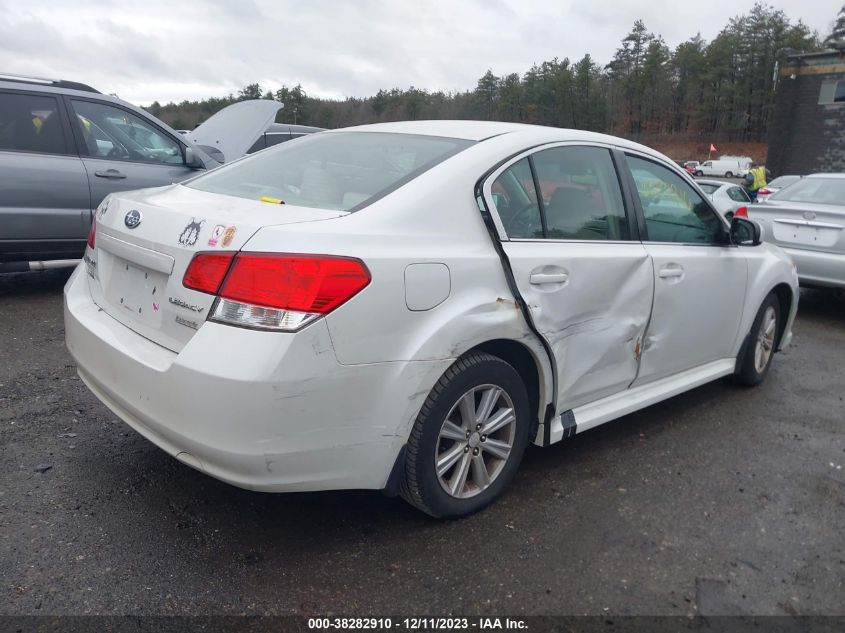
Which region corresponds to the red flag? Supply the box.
[709,143,717,152]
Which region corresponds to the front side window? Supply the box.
[0,92,67,155]
[628,155,724,244]
[189,131,473,212]
[71,100,182,165]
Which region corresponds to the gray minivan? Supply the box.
[0,74,318,271]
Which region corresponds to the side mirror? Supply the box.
[184,146,204,169]
[730,217,761,246]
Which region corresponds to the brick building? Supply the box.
[767,49,845,176]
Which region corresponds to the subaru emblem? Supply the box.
[803,211,816,221]
[124,209,142,229]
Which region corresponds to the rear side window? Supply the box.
[490,158,542,238]
[727,186,750,202]
[628,155,724,244]
[0,92,67,155]
[697,183,720,195]
[188,132,474,212]
[534,146,629,240]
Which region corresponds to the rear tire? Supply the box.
[400,352,530,518]
[725,171,734,178]
[733,293,780,387]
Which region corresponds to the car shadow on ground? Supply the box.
[0,268,74,297]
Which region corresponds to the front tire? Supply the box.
[400,352,530,518]
[694,170,703,177]
[734,293,780,387]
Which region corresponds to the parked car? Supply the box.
[693,159,750,178]
[753,173,845,289]
[683,160,700,174]
[755,174,802,202]
[0,73,288,271]
[64,121,798,518]
[695,178,753,219]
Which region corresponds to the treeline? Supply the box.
[146,2,823,143]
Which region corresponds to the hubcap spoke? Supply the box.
[481,407,515,436]
[458,391,476,429]
[436,443,465,477]
[471,454,490,489]
[482,437,511,460]
[439,420,466,442]
[449,453,472,496]
[475,387,500,425]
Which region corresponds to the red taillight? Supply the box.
[734,206,748,218]
[757,188,771,195]
[219,254,370,314]
[87,217,96,249]
[183,252,236,294]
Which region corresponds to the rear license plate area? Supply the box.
[103,256,168,327]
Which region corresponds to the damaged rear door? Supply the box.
[484,144,653,414]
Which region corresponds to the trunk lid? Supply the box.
[185,99,283,164]
[88,184,346,352]
[752,201,845,255]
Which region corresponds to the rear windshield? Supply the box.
[697,183,720,194]
[187,131,474,211]
[767,175,800,188]
[770,177,845,206]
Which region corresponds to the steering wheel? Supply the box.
[506,202,541,237]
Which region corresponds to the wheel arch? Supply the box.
[769,282,794,349]
[469,338,547,443]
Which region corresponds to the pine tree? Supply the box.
[825,4,845,49]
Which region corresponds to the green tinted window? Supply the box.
[628,156,723,244]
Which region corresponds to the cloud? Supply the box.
[0,0,833,105]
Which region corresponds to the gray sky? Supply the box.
[0,0,837,106]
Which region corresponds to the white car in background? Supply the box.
[695,178,753,219]
[64,121,798,518]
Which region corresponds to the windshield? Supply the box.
[768,175,801,188]
[770,177,845,206]
[697,183,720,194]
[187,131,474,211]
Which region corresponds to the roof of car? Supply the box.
[332,120,665,153]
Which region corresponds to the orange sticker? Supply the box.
[221,226,237,247]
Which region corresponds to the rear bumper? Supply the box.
[64,265,447,492]
[782,246,845,289]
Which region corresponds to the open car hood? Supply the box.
[185,99,283,164]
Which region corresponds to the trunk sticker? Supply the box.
[207,224,226,247]
[178,218,205,247]
[221,226,237,247]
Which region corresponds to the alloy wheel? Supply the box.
[434,384,516,499]
[754,306,777,373]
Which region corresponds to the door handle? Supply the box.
[94,169,127,179]
[658,265,684,279]
[530,272,569,285]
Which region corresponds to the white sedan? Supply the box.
[695,178,753,219]
[64,121,799,518]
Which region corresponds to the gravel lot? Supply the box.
[1,268,844,616]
